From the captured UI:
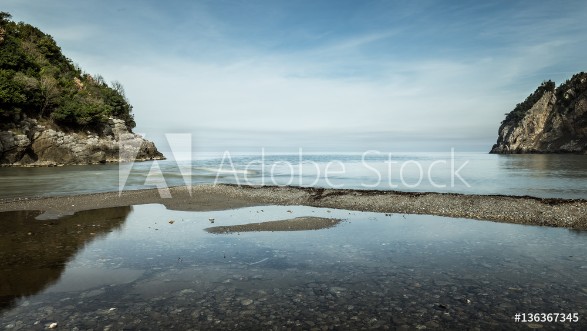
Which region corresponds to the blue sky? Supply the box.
[4,0,587,153]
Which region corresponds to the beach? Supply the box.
[2,185,587,329]
[2,184,586,230]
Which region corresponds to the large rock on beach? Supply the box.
[0,117,164,166]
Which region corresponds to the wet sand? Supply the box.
[205,217,342,234]
[0,184,586,230]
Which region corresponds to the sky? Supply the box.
[3,0,587,153]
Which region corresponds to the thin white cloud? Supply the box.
[3,0,587,152]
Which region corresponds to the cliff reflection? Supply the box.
[0,207,131,311]
[498,154,587,178]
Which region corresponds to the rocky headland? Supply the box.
[0,12,163,166]
[0,117,163,166]
[491,72,587,154]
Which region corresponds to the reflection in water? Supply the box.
[497,154,587,178]
[493,154,587,197]
[0,207,131,311]
[0,204,586,329]
[568,228,587,237]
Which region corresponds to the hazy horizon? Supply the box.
[4,0,587,153]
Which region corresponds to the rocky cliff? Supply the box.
[0,117,164,166]
[490,72,587,154]
[0,12,164,166]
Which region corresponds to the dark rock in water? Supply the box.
[0,117,164,166]
[490,72,587,154]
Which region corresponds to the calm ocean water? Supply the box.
[0,152,586,199]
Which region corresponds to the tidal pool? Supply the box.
[1,204,586,329]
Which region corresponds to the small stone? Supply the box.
[168,220,175,224]
[240,299,253,306]
[48,323,58,329]
[329,287,345,296]
[527,323,543,329]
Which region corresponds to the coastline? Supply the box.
[0,157,166,168]
[1,184,586,230]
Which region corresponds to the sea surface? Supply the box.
[1,152,586,329]
[0,152,586,199]
[1,204,586,329]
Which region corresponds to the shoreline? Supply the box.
[0,157,166,168]
[1,184,586,230]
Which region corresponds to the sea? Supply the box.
[1,152,587,328]
[0,152,586,199]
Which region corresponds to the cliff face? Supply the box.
[490,72,587,154]
[0,117,164,166]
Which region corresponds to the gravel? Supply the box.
[1,184,586,230]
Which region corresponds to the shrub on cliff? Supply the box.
[0,12,135,131]
[502,80,555,125]
[555,72,587,112]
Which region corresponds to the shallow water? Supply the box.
[1,204,586,329]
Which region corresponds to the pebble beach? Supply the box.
[1,184,586,230]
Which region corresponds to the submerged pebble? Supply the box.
[1,204,585,329]
[240,299,253,306]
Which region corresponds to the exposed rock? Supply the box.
[0,118,164,166]
[491,72,587,154]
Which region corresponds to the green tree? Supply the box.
[0,70,27,119]
[0,11,11,24]
[39,73,59,117]
[0,11,137,132]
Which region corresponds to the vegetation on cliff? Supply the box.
[491,72,587,154]
[501,73,587,128]
[0,12,135,131]
[502,80,555,126]
[555,72,587,113]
